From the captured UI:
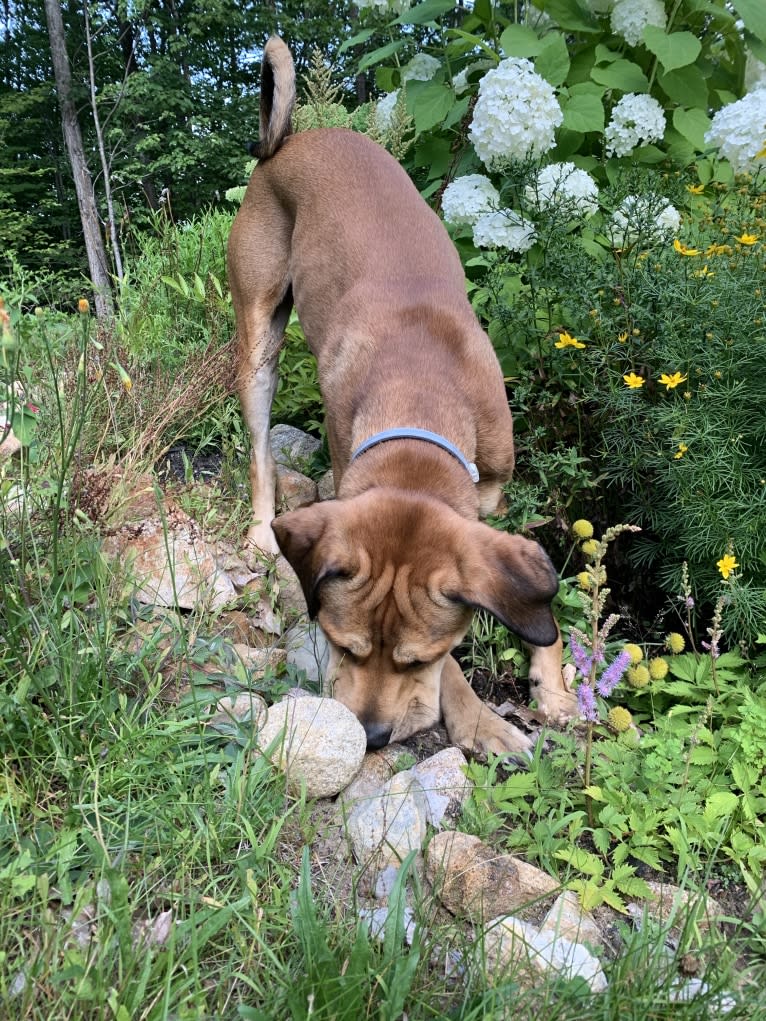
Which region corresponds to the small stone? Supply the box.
[218,610,255,645]
[275,555,307,617]
[256,696,366,799]
[426,831,521,920]
[359,905,416,945]
[482,915,607,993]
[346,770,429,867]
[317,469,335,501]
[374,864,401,901]
[276,464,318,510]
[270,424,322,468]
[640,881,723,932]
[411,747,472,828]
[340,751,397,814]
[284,622,329,685]
[232,643,286,674]
[540,890,602,949]
[208,691,267,731]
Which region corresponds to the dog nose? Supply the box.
[363,721,393,750]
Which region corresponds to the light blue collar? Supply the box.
[350,427,480,483]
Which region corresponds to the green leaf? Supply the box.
[642,28,702,72]
[658,66,708,108]
[704,791,739,821]
[593,827,611,856]
[413,136,453,179]
[732,1,766,42]
[405,80,455,132]
[395,0,456,26]
[536,34,570,86]
[339,29,375,54]
[500,24,545,57]
[10,406,38,445]
[542,0,601,33]
[591,59,649,93]
[358,40,404,73]
[554,846,604,876]
[561,92,604,133]
[673,107,711,150]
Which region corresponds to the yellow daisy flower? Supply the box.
[555,331,586,349]
[735,233,758,245]
[623,372,645,389]
[673,442,688,459]
[705,243,731,256]
[686,184,705,195]
[673,239,701,256]
[659,371,688,390]
[716,553,739,579]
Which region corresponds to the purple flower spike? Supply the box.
[570,636,594,679]
[577,683,598,722]
[596,649,632,697]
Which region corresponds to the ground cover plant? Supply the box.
[2,0,766,1017]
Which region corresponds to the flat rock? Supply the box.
[411,747,472,828]
[638,881,723,932]
[256,696,366,799]
[426,831,523,920]
[284,622,330,685]
[276,464,318,510]
[232,643,286,674]
[340,751,397,814]
[540,890,602,949]
[270,424,322,468]
[482,915,607,993]
[346,770,429,867]
[207,691,268,731]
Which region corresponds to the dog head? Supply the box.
[272,489,558,749]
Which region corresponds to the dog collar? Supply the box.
[350,428,480,483]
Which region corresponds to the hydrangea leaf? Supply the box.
[591,59,649,93]
[642,27,702,73]
[561,92,605,134]
[357,40,404,72]
[658,65,709,109]
[394,0,456,26]
[673,107,712,151]
[405,80,454,132]
[499,24,545,58]
[542,0,601,33]
[732,0,766,43]
[535,34,570,86]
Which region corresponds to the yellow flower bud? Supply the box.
[78,298,90,314]
[577,571,592,590]
[607,706,633,732]
[572,519,594,539]
[627,665,650,688]
[581,539,599,558]
[648,657,669,680]
[665,632,685,654]
[624,643,644,664]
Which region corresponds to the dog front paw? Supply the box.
[447,706,533,760]
[530,664,579,724]
[244,523,280,563]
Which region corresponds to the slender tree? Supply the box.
[43,0,113,320]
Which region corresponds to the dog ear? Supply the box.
[271,504,351,618]
[446,524,560,647]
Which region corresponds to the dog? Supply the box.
[227,37,577,756]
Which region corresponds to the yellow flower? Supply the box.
[627,665,650,689]
[581,539,599,558]
[716,553,739,579]
[624,643,643,665]
[686,184,705,195]
[572,519,594,539]
[673,239,701,256]
[618,331,628,343]
[705,243,731,257]
[659,371,687,390]
[665,632,685,654]
[648,657,669,680]
[555,331,586,350]
[692,265,714,278]
[78,298,90,314]
[623,372,645,389]
[735,232,758,245]
[673,442,688,459]
[607,706,633,732]
[577,571,592,590]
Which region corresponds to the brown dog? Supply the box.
[228,37,577,755]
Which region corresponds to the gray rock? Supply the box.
[426,831,521,920]
[276,464,318,510]
[346,769,429,867]
[540,890,602,950]
[207,691,268,731]
[411,747,472,828]
[270,424,322,468]
[256,696,366,799]
[232,643,286,674]
[359,905,417,945]
[284,622,330,685]
[317,469,335,501]
[482,915,607,993]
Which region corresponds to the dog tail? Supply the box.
[249,36,295,160]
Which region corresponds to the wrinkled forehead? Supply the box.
[318,552,470,645]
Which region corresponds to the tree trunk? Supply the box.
[44,0,114,322]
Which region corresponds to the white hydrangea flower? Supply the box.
[609,195,680,247]
[744,50,766,93]
[452,68,469,95]
[375,90,400,131]
[605,93,666,156]
[705,86,766,174]
[526,162,599,216]
[356,0,412,12]
[442,175,500,227]
[473,210,537,252]
[469,58,563,168]
[610,0,666,47]
[402,53,441,83]
[523,3,557,30]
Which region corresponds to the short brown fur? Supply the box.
[228,37,576,754]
